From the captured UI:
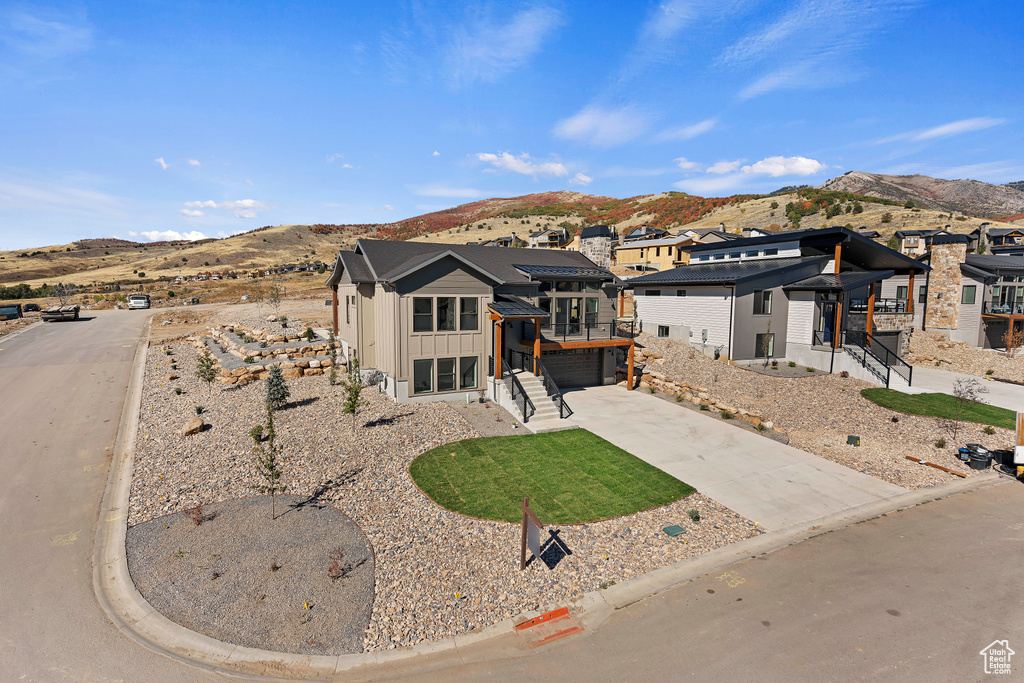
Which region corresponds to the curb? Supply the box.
[92,327,1010,679]
[0,319,44,343]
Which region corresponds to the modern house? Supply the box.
[614,234,694,272]
[527,227,571,249]
[626,226,928,385]
[620,226,669,243]
[970,225,1024,255]
[680,226,743,244]
[325,239,634,426]
[893,228,952,256]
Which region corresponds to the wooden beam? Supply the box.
[908,272,916,315]
[627,339,635,390]
[488,312,502,321]
[495,320,503,379]
[834,243,842,274]
[331,286,339,335]
[833,298,843,349]
[533,318,541,374]
[865,281,876,348]
[618,290,625,318]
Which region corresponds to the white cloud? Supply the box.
[878,117,1007,144]
[0,175,124,218]
[179,209,205,217]
[414,184,485,199]
[553,105,651,148]
[675,157,702,171]
[155,157,168,170]
[181,198,270,218]
[187,159,200,167]
[655,119,718,142]
[673,175,749,195]
[476,151,568,179]
[432,150,440,156]
[134,230,209,242]
[706,160,744,174]
[569,172,593,186]
[445,6,564,87]
[2,8,93,61]
[326,153,343,163]
[245,179,254,186]
[741,156,826,177]
[368,204,395,212]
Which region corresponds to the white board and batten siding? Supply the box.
[635,286,732,350]
[786,291,816,346]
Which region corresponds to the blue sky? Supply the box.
[1,0,1021,250]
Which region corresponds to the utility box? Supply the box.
[847,435,861,447]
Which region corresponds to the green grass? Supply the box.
[860,388,1016,430]
[409,429,695,524]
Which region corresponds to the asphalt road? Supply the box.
[0,311,219,682]
[415,481,1024,682]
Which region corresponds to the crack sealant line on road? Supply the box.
[88,314,1012,681]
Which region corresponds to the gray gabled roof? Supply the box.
[784,270,894,292]
[488,295,549,318]
[964,254,1024,274]
[326,238,612,288]
[627,256,826,287]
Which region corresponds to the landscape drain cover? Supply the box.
[663,525,686,537]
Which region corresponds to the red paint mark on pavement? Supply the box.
[515,607,584,648]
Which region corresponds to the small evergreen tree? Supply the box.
[340,355,365,433]
[196,344,217,398]
[327,329,339,386]
[251,406,286,519]
[265,364,290,410]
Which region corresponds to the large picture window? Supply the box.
[754,290,772,315]
[460,298,478,330]
[413,359,433,393]
[460,356,477,389]
[437,297,456,331]
[413,298,432,332]
[437,357,456,392]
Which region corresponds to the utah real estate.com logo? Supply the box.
[980,640,1014,675]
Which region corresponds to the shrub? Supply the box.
[648,386,656,394]
[688,509,701,522]
[983,425,996,435]
[934,437,947,448]
[305,327,314,342]
[986,369,994,375]
[265,365,290,410]
[195,405,204,415]
[675,393,683,402]
[852,201,863,214]
[174,387,183,395]
[880,212,893,223]
[756,423,766,432]
[788,361,797,367]
[167,290,175,298]
[243,356,254,364]
[806,367,816,372]
[721,410,732,419]
[699,404,709,411]
[770,201,779,209]
[904,199,915,208]
[184,503,204,526]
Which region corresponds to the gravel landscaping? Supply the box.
[129,324,762,653]
[908,330,1024,382]
[634,334,1014,489]
[126,495,374,655]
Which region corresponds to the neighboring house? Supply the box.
[893,228,952,256]
[970,225,1024,253]
[614,234,694,272]
[621,226,669,243]
[325,240,634,420]
[626,226,928,377]
[527,227,570,249]
[858,229,882,239]
[680,226,743,244]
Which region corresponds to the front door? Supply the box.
[818,297,837,344]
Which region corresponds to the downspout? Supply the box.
[921,254,932,331]
[727,285,735,363]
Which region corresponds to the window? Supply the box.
[754,290,773,315]
[437,297,456,331]
[745,250,759,258]
[764,248,779,256]
[460,356,478,389]
[658,325,670,338]
[896,285,908,299]
[556,281,581,292]
[698,254,711,262]
[676,290,687,297]
[655,247,661,257]
[460,298,478,330]
[645,289,661,296]
[729,251,741,259]
[413,359,433,393]
[346,296,350,325]
[585,297,599,324]
[413,298,432,332]
[713,253,725,260]
[906,236,919,245]
[585,281,599,293]
[437,357,456,392]
[539,297,551,329]
[755,333,775,358]
[919,286,927,304]
[962,285,977,305]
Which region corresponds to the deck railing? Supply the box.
[523,320,635,343]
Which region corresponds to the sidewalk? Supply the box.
[901,365,1024,412]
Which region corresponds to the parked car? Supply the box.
[22,303,40,312]
[128,294,151,309]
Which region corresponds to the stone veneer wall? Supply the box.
[580,236,612,268]
[924,242,967,330]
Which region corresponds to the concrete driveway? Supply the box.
[564,385,905,530]
[903,365,1024,412]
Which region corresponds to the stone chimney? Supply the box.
[924,240,967,331]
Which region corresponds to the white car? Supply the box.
[128,295,151,310]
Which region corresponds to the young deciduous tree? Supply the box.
[1004,323,1024,359]
[327,329,340,386]
[251,406,286,519]
[267,283,283,318]
[265,364,290,410]
[938,377,988,443]
[340,355,365,433]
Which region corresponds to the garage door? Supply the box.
[541,349,602,387]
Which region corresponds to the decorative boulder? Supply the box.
[182,416,205,437]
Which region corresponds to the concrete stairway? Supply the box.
[510,369,577,433]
